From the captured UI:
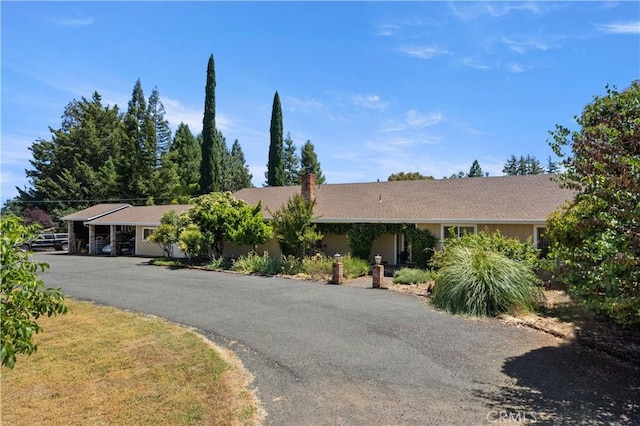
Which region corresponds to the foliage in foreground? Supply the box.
[547,81,640,326]
[432,246,543,317]
[1,216,67,369]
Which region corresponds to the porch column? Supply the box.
[68,221,76,254]
[110,225,117,256]
[88,225,95,254]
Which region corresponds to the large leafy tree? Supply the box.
[271,193,322,259]
[388,172,434,181]
[199,54,222,194]
[547,81,640,326]
[283,132,300,185]
[300,140,326,184]
[186,192,272,258]
[1,216,67,369]
[19,92,125,213]
[266,91,285,186]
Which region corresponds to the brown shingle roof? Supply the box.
[85,205,191,226]
[234,175,574,224]
[61,204,131,221]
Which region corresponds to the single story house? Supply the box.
[61,174,574,263]
[230,173,574,264]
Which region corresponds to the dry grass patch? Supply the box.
[1,299,263,426]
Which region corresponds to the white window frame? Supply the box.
[441,224,477,240]
[142,227,156,241]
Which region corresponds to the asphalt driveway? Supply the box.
[37,253,639,425]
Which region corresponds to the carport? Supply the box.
[60,204,131,254]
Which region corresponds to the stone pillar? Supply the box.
[372,264,384,288]
[110,225,117,257]
[88,225,95,254]
[331,261,344,285]
[68,221,76,254]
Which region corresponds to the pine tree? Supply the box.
[266,91,285,186]
[20,92,125,213]
[467,159,484,177]
[283,132,300,185]
[223,139,253,192]
[122,79,158,202]
[300,140,326,184]
[169,123,201,187]
[546,155,560,174]
[526,155,544,174]
[199,54,221,194]
[502,155,519,175]
[147,86,172,157]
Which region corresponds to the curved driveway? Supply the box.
[38,253,639,425]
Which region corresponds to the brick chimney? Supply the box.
[301,173,316,202]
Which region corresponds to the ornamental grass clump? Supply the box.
[432,246,543,317]
[342,256,370,279]
[392,268,433,285]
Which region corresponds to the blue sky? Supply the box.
[2,1,639,205]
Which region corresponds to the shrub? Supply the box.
[205,257,226,270]
[232,251,280,275]
[342,256,370,279]
[301,254,333,281]
[393,268,435,285]
[432,246,543,317]
[279,255,303,275]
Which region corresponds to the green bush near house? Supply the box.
[232,251,280,275]
[433,229,540,269]
[342,256,370,279]
[301,254,333,280]
[393,268,435,285]
[432,246,543,317]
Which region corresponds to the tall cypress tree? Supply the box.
[199,54,220,194]
[266,91,285,186]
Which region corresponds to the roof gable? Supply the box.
[61,204,131,221]
[85,205,192,226]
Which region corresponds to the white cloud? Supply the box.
[382,110,443,132]
[501,37,552,54]
[506,62,525,73]
[485,2,543,17]
[405,110,443,128]
[352,94,389,110]
[375,23,400,37]
[596,21,640,34]
[460,57,490,70]
[398,45,450,59]
[59,16,94,26]
[284,96,323,113]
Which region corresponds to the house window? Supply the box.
[442,225,476,239]
[142,228,156,241]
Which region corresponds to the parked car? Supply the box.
[20,233,69,252]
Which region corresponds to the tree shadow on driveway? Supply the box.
[473,342,639,424]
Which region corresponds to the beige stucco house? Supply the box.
[62,174,573,263]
